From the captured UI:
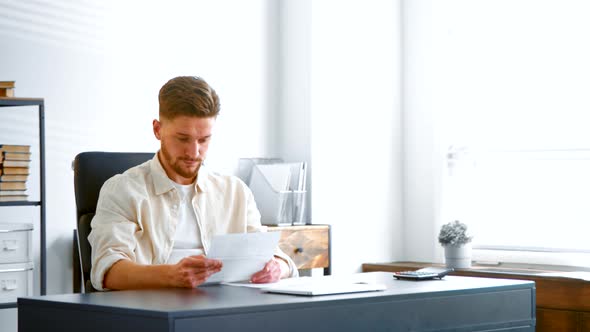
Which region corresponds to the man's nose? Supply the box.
[187,141,200,158]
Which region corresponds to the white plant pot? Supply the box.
[443,243,472,269]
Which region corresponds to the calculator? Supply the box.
[392,267,454,280]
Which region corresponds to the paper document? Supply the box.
[204,232,280,284]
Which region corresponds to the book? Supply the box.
[0,81,15,88]
[0,167,29,175]
[0,182,26,190]
[0,195,28,202]
[0,174,28,182]
[0,190,26,196]
[0,88,14,97]
[0,160,30,167]
[0,152,31,161]
[0,145,30,153]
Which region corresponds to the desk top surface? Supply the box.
[19,272,534,318]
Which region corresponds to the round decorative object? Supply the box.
[443,243,472,269]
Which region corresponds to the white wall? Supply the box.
[265,0,404,275]
[310,0,403,274]
[401,0,443,262]
[266,0,403,274]
[274,0,313,223]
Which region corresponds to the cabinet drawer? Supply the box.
[0,223,33,264]
[269,225,329,270]
[0,262,34,304]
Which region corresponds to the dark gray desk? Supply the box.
[18,272,535,332]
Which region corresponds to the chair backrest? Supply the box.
[73,152,154,292]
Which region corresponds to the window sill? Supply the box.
[472,249,590,271]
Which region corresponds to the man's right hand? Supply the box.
[103,256,223,290]
[169,255,223,288]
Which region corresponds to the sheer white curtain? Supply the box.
[434,0,590,258]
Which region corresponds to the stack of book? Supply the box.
[0,144,31,202]
[0,81,15,97]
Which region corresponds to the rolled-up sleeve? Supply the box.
[88,176,140,291]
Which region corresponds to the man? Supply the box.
[88,76,298,291]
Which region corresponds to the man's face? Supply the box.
[153,115,216,184]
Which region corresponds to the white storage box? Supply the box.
[0,223,33,264]
[0,262,34,304]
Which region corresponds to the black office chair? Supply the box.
[72,152,154,293]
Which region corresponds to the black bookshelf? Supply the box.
[0,97,46,308]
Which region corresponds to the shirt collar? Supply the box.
[150,152,209,195]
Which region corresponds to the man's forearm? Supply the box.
[104,259,171,290]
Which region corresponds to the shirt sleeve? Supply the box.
[88,176,141,291]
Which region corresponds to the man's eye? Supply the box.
[177,137,189,142]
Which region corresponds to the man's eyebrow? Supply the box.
[175,133,212,139]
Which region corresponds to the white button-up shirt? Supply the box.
[88,154,297,291]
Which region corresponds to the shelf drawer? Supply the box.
[269,225,330,270]
[0,262,33,304]
[0,223,33,264]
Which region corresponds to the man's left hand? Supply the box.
[250,257,289,283]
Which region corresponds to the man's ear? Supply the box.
[153,119,162,140]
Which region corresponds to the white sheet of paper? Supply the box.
[204,232,280,284]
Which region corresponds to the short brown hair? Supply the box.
[158,76,220,119]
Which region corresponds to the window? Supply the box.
[434,0,590,265]
[446,148,590,252]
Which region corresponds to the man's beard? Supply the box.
[161,146,202,179]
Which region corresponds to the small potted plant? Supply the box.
[438,220,473,268]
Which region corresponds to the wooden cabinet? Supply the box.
[362,261,590,331]
[536,309,590,331]
[580,312,590,331]
[537,308,577,331]
[268,225,330,275]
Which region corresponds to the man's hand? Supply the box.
[169,255,223,288]
[104,255,222,290]
[250,256,289,284]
